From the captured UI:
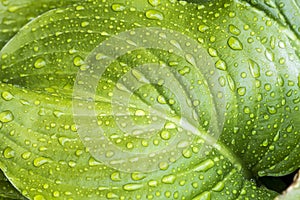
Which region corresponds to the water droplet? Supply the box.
[265,48,274,61]
[179,66,190,75]
[198,25,209,33]
[164,122,176,129]
[261,139,269,147]
[212,181,225,191]
[131,172,146,181]
[1,91,14,101]
[135,109,145,116]
[286,125,294,133]
[267,106,277,114]
[237,87,246,96]
[148,180,158,187]
[160,130,171,140]
[73,56,84,67]
[3,147,15,159]
[192,191,211,200]
[228,36,243,50]
[0,110,14,123]
[226,75,235,91]
[193,159,215,172]
[34,58,46,69]
[81,21,89,27]
[145,10,164,20]
[33,157,51,167]
[215,60,227,71]
[53,110,64,118]
[159,161,169,170]
[111,172,121,181]
[22,152,32,160]
[123,183,143,191]
[157,95,166,104]
[111,3,125,11]
[34,195,46,200]
[148,0,161,6]
[228,24,241,35]
[161,174,176,184]
[75,5,85,11]
[208,48,217,57]
[248,59,260,78]
[106,192,119,199]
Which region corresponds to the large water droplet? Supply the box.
[0,110,14,123]
[145,10,164,20]
[228,36,243,50]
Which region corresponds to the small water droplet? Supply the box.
[106,192,119,199]
[160,130,171,140]
[148,0,161,6]
[81,21,89,27]
[208,48,217,57]
[192,191,211,200]
[215,60,227,71]
[237,87,246,96]
[34,195,46,200]
[34,58,46,69]
[0,110,14,123]
[161,174,176,184]
[228,24,241,35]
[3,147,15,159]
[179,66,190,75]
[194,159,215,172]
[267,106,277,114]
[212,181,225,192]
[228,36,243,50]
[198,25,209,33]
[22,152,32,160]
[248,59,260,78]
[145,10,164,20]
[111,172,121,181]
[131,172,146,181]
[73,56,84,67]
[1,91,14,101]
[112,3,125,11]
[134,109,145,116]
[157,95,166,104]
[123,183,143,191]
[148,180,158,187]
[33,157,51,167]
[75,5,85,11]
[265,48,274,61]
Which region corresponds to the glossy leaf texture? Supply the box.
[0,0,299,199]
[0,0,82,49]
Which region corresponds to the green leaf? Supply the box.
[0,0,82,49]
[0,171,26,199]
[0,0,299,199]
